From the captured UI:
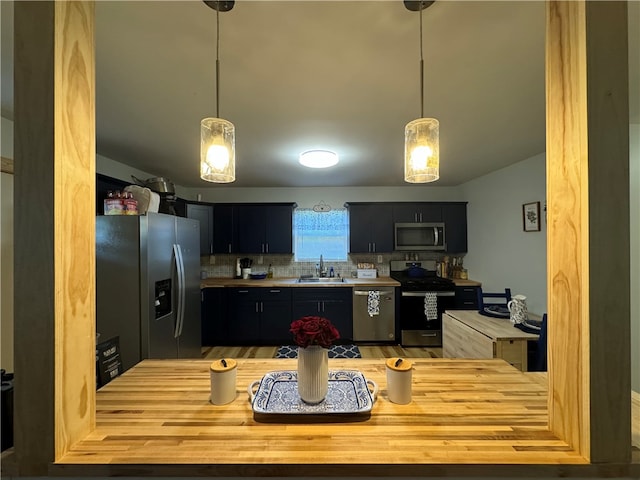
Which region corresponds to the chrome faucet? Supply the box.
[319,254,326,277]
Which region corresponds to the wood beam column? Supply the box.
[545,0,630,462]
[13,1,95,474]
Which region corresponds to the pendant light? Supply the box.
[200,0,236,183]
[404,0,439,183]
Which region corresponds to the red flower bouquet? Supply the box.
[290,316,340,348]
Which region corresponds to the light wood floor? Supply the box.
[202,344,443,360]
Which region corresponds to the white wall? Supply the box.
[1,117,14,372]
[460,153,547,316]
[186,185,463,209]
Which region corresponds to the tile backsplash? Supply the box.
[200,252,461,279]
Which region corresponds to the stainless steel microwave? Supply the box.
[394,222,446,251]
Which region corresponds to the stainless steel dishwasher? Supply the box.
[352,288,396,342]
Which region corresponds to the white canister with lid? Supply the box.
[210,358,237,405]
[385,357,413,404]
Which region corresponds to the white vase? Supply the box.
[297,345,329,404]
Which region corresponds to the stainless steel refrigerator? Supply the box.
[96,213,201,372]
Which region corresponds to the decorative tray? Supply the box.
[247,370,377,422]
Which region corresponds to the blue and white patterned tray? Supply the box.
[248,370,377,416]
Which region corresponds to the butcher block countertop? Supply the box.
[444,309,540,341]
[200,276,400,288]
[48,358,640,477]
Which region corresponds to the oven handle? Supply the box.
[401,291,455,297]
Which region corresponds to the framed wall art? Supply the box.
[522,201,541,232]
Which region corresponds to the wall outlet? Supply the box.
[209,255,215,265]
[257,255,263,265]
[377,255,383,263]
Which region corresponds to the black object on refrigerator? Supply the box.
[96,213,202,373]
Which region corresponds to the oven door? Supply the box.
[399,290,455,346]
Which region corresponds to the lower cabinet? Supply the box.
[453,286,479,310]
[201,288,226,346]
[227,287,292,345]
[291,288,353,342]
[202,286,355,346]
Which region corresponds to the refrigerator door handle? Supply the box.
[173,243,186,338]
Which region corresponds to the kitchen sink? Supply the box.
[297,277,345,283]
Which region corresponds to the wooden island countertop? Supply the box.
[48,358,640,477]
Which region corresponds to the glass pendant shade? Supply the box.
[404,117,439,183]
[200,117,235,183]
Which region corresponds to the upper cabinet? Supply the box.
[347,201,468,254]
[212,204,235,254]
[184,202,295,255]
[392,203,442,223]
[441,202,468,253]
[235,203,296,254]
[346,203,394,253]
[186,203,214,255]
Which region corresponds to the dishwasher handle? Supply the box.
[354,290,394,296]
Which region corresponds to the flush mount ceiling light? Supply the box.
[200,0,236,183]
[404,0,439,184]
[298,150,339,169]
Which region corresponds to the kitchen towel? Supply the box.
[367,290,380,317]
[424,292,438,320]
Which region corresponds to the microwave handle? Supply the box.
[434,226,439,246]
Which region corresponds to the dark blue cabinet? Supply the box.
[201,288,226,346]
[236,204,294,254]
[392,202,442,223]
[227,287,292,345]
[292,288,353,342]
[442,202,468,253]
[347,203,393,253]
[186,203,214,255]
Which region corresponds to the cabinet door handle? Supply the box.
[265,243,269,253]
[255,302,259,313]
[260,302,264,313]
[317,302,321,312]
[372,242,376,252]
[227,244,231,254]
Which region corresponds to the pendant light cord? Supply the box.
[419,3,424,118]
[216,5,220,118]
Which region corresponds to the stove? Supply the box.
[389,260,455,290]
[390,260,456,347]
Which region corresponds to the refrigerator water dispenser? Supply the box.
[155,279,172,319]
